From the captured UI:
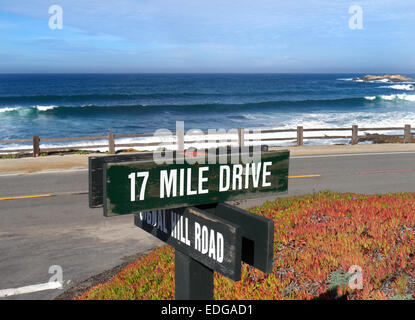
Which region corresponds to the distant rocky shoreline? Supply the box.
[352,74,414,83]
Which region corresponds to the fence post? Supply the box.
[108,132,115,154]
[404,124,411,143]
[33,136,40,157]
[238,128,245,148]
[351,125,358,145]
[297,126,303,146]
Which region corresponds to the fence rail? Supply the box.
[0,124,413,157]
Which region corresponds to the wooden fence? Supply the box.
[0,124,413,157]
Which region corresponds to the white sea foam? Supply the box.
[363,94,415,102]
[379,95,396,101]
[0,107,20,113]
[0,105,57,114]
[379,84,414,91]
[378,94,415,101]
[35,105,57,111]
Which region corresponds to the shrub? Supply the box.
[79,191,415,300]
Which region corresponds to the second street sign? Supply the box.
[104,150,289,216]
[134,207,242,280]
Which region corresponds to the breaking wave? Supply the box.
[379,84,414,91]
[0,97,380,118]
[365,94,415,102]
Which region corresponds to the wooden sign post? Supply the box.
[88,148,289,300]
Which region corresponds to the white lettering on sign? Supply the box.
[251,163,261,188]
[170,211,191,246]
[219,162,272,191]
[194,222,224,263]
[128,171,149,201]
[198,167,209,194]
[160,169,177,198]
[201,225,209,254]
[244,163,250,189]
[160,167,209,198]
[219,166,230,192]
[139,210,167,233]
[232,164,243,190]
[194,223,201,251]
[186,168,197,196]
[139,211,225,264]
[129,161,273,202]
[179,168,185,196]
[216,232,224,263]
[262,162,272,187]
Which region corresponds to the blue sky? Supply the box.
[0,0,414,73]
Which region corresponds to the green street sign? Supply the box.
[103,150,289,216]
[89,148,289,300]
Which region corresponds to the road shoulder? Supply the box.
[2,144,415,176]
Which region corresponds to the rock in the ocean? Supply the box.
[352,74,414,83]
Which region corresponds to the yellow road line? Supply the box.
[289,174,321,179]
[0,194,52,201]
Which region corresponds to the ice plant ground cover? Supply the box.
[79,191,415,300]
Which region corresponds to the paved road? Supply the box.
[1,151,415,299]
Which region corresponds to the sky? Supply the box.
[0,0,414,73]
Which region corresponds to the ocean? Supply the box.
[1,73,414,152]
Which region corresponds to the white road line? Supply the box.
[291,151,415,159]
[0,281,62,298]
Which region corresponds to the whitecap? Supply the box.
[400,94,415,102]
[0,107,20,113]
[378,94,415,101]
[379,84,414,91]
[379,94,397,101]
[35,105,58,111]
